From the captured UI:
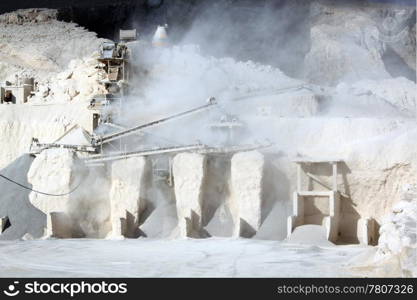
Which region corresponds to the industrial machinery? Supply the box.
[90,97,217,147]
[96,29,138,97]
[119,29,137,42]
[209,114,245,145]
[152,25,169,47]
[0,77,35,104]
[29,27,272,168]
[30,97,217,154]
[89,29,141,131]
[97,42,129,93]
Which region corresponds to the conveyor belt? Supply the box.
[92,98,217,146]
[84,142,273,164]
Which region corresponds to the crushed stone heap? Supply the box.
[375,184,417,277]
[349,184,417,277]
[0,8,57,25]
[0,8,105,83]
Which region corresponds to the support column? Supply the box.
[287,191,305,238]
[297,163,302,191]
[324,191,340,242]
[231,151,264,238]
[332,162,338,191]
[173,153,206,238]
[357,218,376,245]
[108,156,148,238]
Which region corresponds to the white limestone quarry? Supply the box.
[0,8,106,170]
[108,157,148,238]
[172,153,206,238]
[0,3,415,278]
[230,151,264,237]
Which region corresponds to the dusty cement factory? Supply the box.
[0,0,416,277]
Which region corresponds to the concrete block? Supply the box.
[109,156,148,238]
[231,151,264,237]
[173,153,206,238]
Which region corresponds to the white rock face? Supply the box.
[27,149,78,237]
[29,55,107,104]
[0,8,106,171]
[0,103,95,170]
[304,3,389,85]
[348,78,417,116]
[28,149,76,213]
[0,9,57,25]
[381,10,416,73]
[231,151,264,237]
[173,153,206,238]
[0,9,105,83]
[108,157,148,238]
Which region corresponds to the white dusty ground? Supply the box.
[0,238,367,277]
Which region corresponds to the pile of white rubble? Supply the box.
[374,185,417,277]
[0,8,106,100]
[350,184,417,277]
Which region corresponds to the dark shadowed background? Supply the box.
[1,0,415,78]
